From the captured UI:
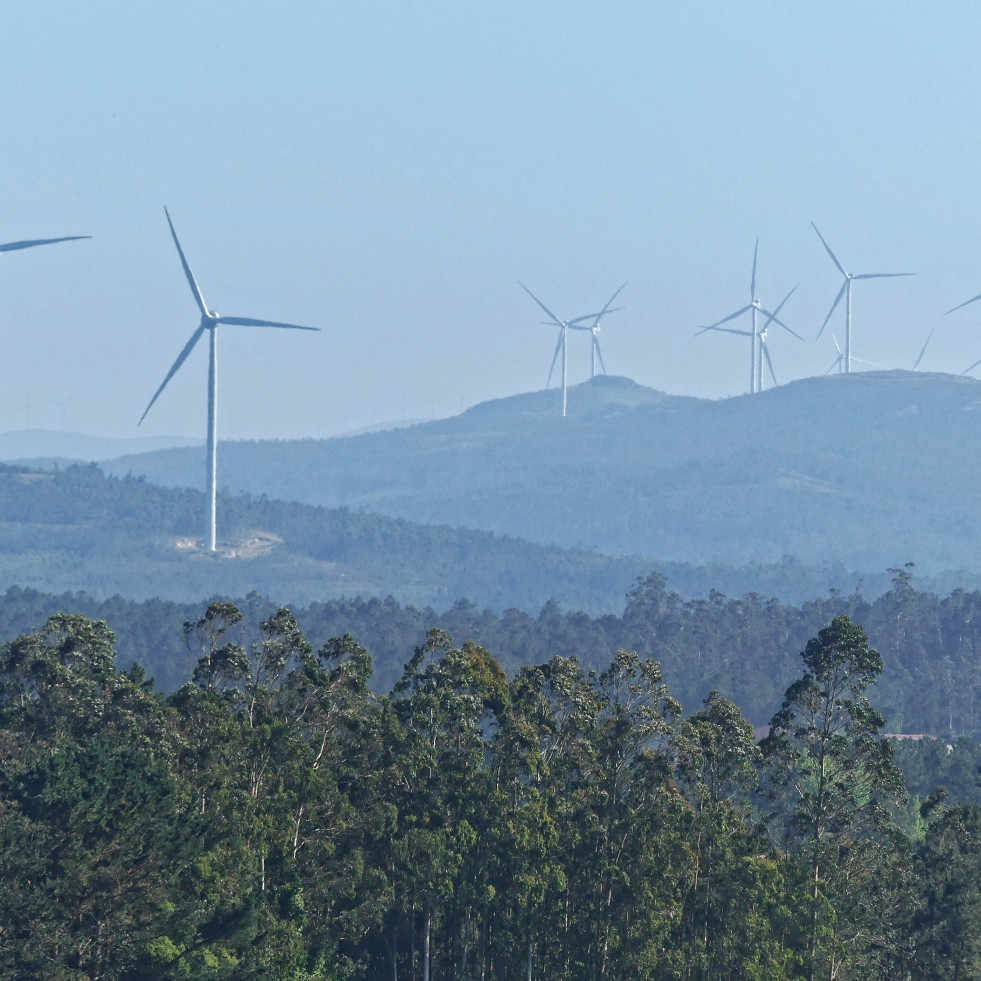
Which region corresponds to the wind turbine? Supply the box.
[570,282,627,379]
[698,242,800,393]
[812,222,915,373]
[824,334,883,375]
[140,207,318,552]
[519,283,623,416]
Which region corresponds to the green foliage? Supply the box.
[1,607,980,979]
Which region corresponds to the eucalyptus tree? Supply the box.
[762,615,906,981]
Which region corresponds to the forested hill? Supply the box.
[103,370,981,576]
[0,460,909,613]
[8,568,981,739]
[0,463,651,614]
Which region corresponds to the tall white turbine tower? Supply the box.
[812,222,915,372]
[698,242,799,393]
[140,208,318,552]
[520,283,623,416]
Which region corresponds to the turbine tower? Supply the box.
[812,222,914,372]
[519,283,623,416]
[698,241,800,393]
[140,208,318,552]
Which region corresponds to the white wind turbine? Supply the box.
[698,241,800,393]
[571,282,627,379]
[824,334,883,375]
[139,208,318,552]
[519,283,624,416]
[812,222,915,372]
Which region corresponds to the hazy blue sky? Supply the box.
[3,2,981,439]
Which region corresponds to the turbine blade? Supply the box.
[750,238,758,300]
[811,221,848,278]
[697,325,752,337]
[217,316,318,330]
[704,304,752,329]
[758,306,803,341]
[568,306,625,325]
[825,357,841,376]
[771,284,798,316]
[546,329,563,387]
[600,281,627,314]
[0,235,91,252]
[138,324,207,425]
[816,281,848,339]
[831,333,843,357]
[594,334,607,374]
[164,207,209,318]
[853,272,916,280]
[762,338,778,386]
[575,282,629,331]
[947,293,981,316]
[519,282,562,326]
[962,357,981,377]
[913,327,935,371]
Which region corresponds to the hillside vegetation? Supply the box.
[104,370,981,576]
[8,565,981,739]
[0,463,656,614]
[0,460,905,614]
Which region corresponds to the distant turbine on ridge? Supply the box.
[812,222,914,373]
[140,207,318,552]
[571,282,627,379]
[697,241,801,393]
[824,334,883,375]
[519,283,624,416]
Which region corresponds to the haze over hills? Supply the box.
[0,429,201,464]
[103,370,981,577]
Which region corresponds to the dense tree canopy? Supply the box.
[0,607,976,979]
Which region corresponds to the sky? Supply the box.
[3,1,981,440]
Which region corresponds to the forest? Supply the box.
[7,565,981,738]
[1,605,980,980]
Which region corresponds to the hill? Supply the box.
[0,428,201,464]
[0,461,895,614]
[0,462,665,614]
[104,370,981,576]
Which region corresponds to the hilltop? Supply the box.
[103,370,981,576]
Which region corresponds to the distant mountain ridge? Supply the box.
[0,429,201,463]
[103,371,981,577]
